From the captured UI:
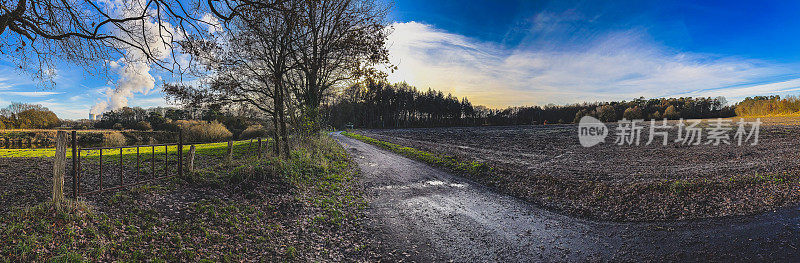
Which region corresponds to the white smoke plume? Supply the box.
[90,60,155,114]
[90,0,178,115]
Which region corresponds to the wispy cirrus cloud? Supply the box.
[681,77,800,98]
[0,73,30,91]
[386,21,799,107]
[0,79,12,91]
[35,99,87,118]
[0,91,62,97]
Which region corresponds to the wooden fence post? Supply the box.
[99,149,103,190]
[151,145,155,179]
[188,145,196,173]
[226,140,233,163]
[119,147,123,185]
[71,131,77,199]
[258,138,262,159]
[164,145,168,177]
[53,131,67,208]
[136,146,140,177]
[178,130,183,178]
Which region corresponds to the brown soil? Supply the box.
[355,117,800,221]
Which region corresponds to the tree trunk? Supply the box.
[277,83,290,157]
[226,140,233,163]
[272,112,280,155]
[304,71,321,133]
[187,145,196,173]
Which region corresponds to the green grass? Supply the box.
[0,135,369,261]
[342,132,491,176]
[0,140,260,158]
[660,172,797,195]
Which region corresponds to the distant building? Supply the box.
[88,113,102,121]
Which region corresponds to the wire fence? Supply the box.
[57,131,267,197]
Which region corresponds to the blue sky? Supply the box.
[3,0,800,119]
[383,0,800,107]
[388,0,800,62]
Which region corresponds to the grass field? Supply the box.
[0,136,386,261]
[0,129,117,133]
[0,140,257,158]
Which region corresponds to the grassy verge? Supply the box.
[342,132,491,176]
[0,140,257,158]
[0,136,379,262]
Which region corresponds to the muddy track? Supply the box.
[333,132,800,261]
[356,124,800,221]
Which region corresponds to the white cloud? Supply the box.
[681,78,800,99]
[200,13,222,34]
[90,0,181,114]
[0,69,34,90]
[386,21,799,107]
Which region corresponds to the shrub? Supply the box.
[74,121,94,130]
[103,132,126,147]
[14,108,61,128]
[180,121,232,142]
[240,125,268,139]
[131,121,152,131]
[0,116,12,129]
[78,133,104,145]
[157,120,180,132]
[112,123,124,130]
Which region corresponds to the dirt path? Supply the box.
[333,132,800,261]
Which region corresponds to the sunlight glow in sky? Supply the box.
[2,0,800,119]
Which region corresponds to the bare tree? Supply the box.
[0,101,47,117]
[290,0,391,130]
[165,1,299,156]
[164,0,392,157]
[0,0,284,85]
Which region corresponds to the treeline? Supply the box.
[734,95,800,116]
[324,82,476,128]
[0,102,61,129]
[322,81,736,129]
[94,105,267,141]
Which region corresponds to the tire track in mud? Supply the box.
[333,132,800,262]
